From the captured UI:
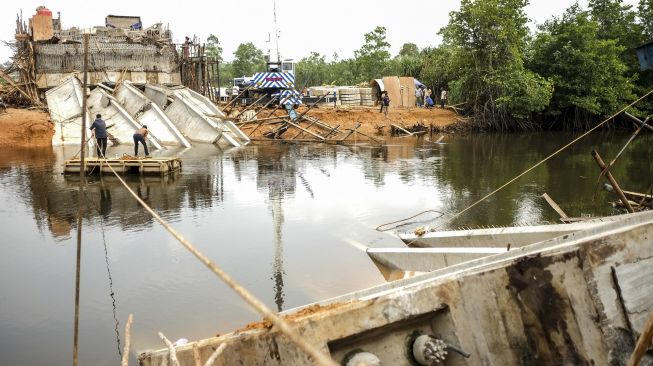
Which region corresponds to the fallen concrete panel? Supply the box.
[86,88,162,153]
[145,84,249,147]
[115,82,191,148]
[171,88,250,147]
[46,76,90,145]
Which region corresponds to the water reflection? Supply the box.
[1,132,652,366]
[4,133,651,243]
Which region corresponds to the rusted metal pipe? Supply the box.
[592,150,635,213]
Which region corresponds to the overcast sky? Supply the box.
[0,0,640,64]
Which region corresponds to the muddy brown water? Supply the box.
[0,132,650,365]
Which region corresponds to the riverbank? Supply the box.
[0,106,461,147]
[0,108,53,147]
[240,105,461,139]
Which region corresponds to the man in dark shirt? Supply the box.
[90,114,108,158]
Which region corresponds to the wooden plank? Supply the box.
[542,193,569,219]
[614,257,653,335]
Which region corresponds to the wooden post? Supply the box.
[542,193,569,220]
[627,306,653,366]
[73,32,89,366]
[121,314,134,366]
[158,332,181,366]
[592,150,635,213]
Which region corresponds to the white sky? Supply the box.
[0,0,640,64]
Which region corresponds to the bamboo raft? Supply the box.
[63,157,182,175]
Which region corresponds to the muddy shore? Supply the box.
[0,106,460,146]
[0,108,54,147]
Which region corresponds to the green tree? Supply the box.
[529,4,635,128]
[296,52,329,87]
[640,0,653,39]
[588,0,643,74]
[232,42,266,78]
[398,43,420,57]
[395,43,421,78]
[354,26,392,81]
[205,34,223,60]
[441,0,552,129]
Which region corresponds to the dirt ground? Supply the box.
[240,105,460,140]
[0,108,54,147]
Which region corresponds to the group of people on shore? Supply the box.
[415,87,447,109]
[378,86,448,116]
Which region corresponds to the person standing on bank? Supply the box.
[381,91,391,117]
[440,89,448,109]
[133,125,149,156]
[90,114,108,158]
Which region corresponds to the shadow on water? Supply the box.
[0,131,652,365]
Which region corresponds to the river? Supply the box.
[0,131,650,365]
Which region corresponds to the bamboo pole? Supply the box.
[203,343,227,366]
[606,116,649,172]
[237,116,283,125]
[339,122,362,142]
[223,86,252,112]
[292,92,329,122]
[290,117,320,139]
[121,314,134,366]
[72,32,89,366]
[323,124,341,139]
[349,129,384,144]
[0,68,40,106]
[592,150,635,213]
[249,96,279,119]
[158,332,180,366]
[248,116,284,137]
[624,112,653,133]
[285,119,325,140]
[627,306,653,366]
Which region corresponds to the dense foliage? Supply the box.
[206,0,653,130]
